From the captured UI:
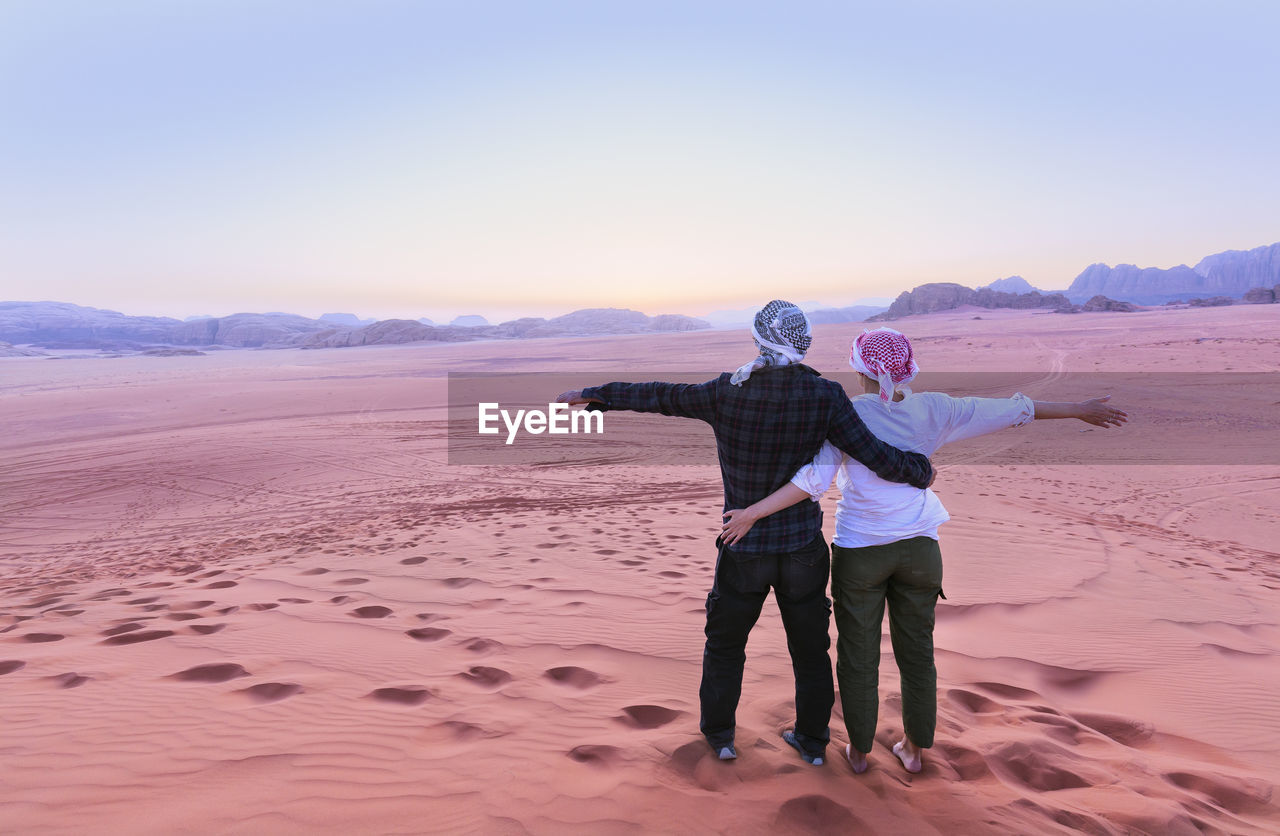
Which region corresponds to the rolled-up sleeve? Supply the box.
[939,393,1035,445]
[790,441,843,501]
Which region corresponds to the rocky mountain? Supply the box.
[1,302,710,351]
[1193,243,1280,290]
[868,283,1071,320]
[1065,242,1280,304]
[983,275,1037,294]
[302,308,710,348]
[0,301,187,347]
[1079,295,1138,312]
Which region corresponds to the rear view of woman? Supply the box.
[720,328,1127,774]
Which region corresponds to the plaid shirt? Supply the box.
[582,365,933,553]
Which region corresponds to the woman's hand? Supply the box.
[1075,395,1128,428]
[720,508,761,546]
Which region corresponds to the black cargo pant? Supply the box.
[699,533,833,758]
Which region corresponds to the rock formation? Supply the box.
[868,283,1071,320]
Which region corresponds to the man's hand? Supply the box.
[556,390,603,406]
[720,508,761,546]
[1075,395,1128,428]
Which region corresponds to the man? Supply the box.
[557,300,933,766]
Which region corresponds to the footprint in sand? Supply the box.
[189,624,226,635]
[457,666,512,687]
[932,742,992,781]
[101,630,174,646]
[544,666,606,689]
[238,682,303,703]
[774,796,863,832]
[947,688,1003,714]
[22,633,65,643]
[405,627,452,641]
[399,556,427,565]
[368,687,431,706]
[246,603,279,611]
[351,606,393,619]
[334,578,369,586]
[463,638,501,653]
[100,622,144,636]
[0,660,25,675]
[568,744,622,765]
[54,609,84,616]
[166,613,203,622]
[169,663,250,683]
[203,581,237,589]
[299,568,329,576]
[278,598,311,604]
[617,705,683,729]
[50,672,90,689]
[329,596,355,604]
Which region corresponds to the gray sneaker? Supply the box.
[782,730,824,765]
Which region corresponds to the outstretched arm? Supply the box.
[1033,395,1127,427]
[556,379,718,422]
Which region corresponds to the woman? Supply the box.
[720,328,1127,774]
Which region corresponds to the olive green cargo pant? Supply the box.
[831,536,944,754]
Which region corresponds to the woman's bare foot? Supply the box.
[892,739,922,773]
[844,744,869,774]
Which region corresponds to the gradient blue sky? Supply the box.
[2,0,1277,322]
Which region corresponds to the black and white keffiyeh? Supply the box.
[730,300,813,386]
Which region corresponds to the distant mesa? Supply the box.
[869,283,1073,321]
[301,307,710,348]
[415,317,435,326]
[0,302,709,352]
[319,312,376,327]
[982,275,1038,294]
[450,314,489,327]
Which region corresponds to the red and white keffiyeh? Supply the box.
[850,327,919,405]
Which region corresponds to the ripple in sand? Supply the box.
[101,622,145,637]
[1072,711,1154,746]
[368,687,430,706]
[406,627,452,641]
[102,629,175,646]
[0,660,26,675]
[617,704,682,729]
[457,666,512,687]
[351,606,393,619]
[544,666,605,689]
[239,682,303,702]
[51,672,90,688]
[170,663,250,683]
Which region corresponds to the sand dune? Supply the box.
[2,305,1278,833]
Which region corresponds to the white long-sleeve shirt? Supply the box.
[791,392,1035,548]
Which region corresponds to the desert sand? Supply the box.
[2,304,1278,834]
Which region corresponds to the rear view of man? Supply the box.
[557,300,933,766]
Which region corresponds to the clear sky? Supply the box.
[2,0,1277,323]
